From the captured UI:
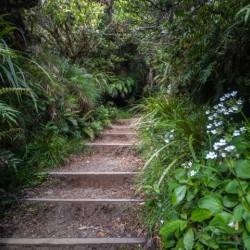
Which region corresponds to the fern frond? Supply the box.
[0,87,29,96]
[0,128,22,139]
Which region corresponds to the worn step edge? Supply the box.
[100,132,138,136]
[49,171,139,176]
[26,198,144,203]
[86,142,135,146]
[0,238,147,246]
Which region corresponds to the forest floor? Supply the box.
[0,118,148,249]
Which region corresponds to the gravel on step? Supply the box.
[56,155,144,172]
[24,185,143,200]
[0,203,146,239]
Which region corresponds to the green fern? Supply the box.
[0,87,28,96]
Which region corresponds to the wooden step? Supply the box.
[115,118,139,125]
[86,142,134,146]
[26,198,144,204]
[85,142,136,156]
[99,132,138,139]
[0,237,146,247]
[49,171,138,176]
[100,132,137,136]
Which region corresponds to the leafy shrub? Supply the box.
[139,91,250,249]
[106,75,135,99]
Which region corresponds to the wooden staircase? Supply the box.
[0,118,146,249]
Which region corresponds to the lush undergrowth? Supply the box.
[1,1,250,248]
[0,20,121,211]
[138,91,250,249]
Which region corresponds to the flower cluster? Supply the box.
[205,91,244,135]
[181,162,198,177]
[181,161,192,169]
[164,129,175,144]
[204,91,247,160]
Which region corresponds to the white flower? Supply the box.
[207,124,212,129]
[182,162,192,169]
[236,99,243,105]
[221,152,227,158]
[205,110,210,115]
[169,134,174,139]
[164,139,169,144]
[160,219,164,224]
[211,130,217,135]
[206,151,218,159]
[235,154,240,158]
[225,145,236,152]
[220,97,226,102]
[189,170,197,176]
[240,127,246,132]
[214,121,223,127]
[231,91,238,97]
[170,129,175,133]
[208,116,214,120]
[219,139,227,145]
[233,130,240,137]
[213,139,227,151]
[228,221,235,228]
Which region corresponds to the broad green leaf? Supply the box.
[209,212,236,235]
[172,185,187,205]
[160,219,187,236]
[243,231,250,250]
[174,169,186,180]
[226,180,248,194]
[176,237,184,249]
[225,180,238,194]
[199,233,219,249]
[198,194,223,214]
[242,193,250,213]
[233,204,244,222]
[162,239,175,248]
[186,189,196,201]
[195,243,204,250]
[233,160,250,179]
[190,208,212,222]
[222,195,238,208]
[184,228,194,250]
[246,220,250,232]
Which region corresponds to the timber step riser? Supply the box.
[0,238,146,250]
[99,133,138,140]
[25,198,143,204]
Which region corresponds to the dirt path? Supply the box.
[0,118,147,249]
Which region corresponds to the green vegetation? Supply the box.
[0,0,250,248]
[138,92,250,249]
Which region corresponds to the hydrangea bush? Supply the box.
[140,92,250,249]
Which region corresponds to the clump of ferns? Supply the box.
[0,88,28,139]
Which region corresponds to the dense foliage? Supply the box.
[0,18,118,206]
[1,0,250,249]
[138,91,250,249]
